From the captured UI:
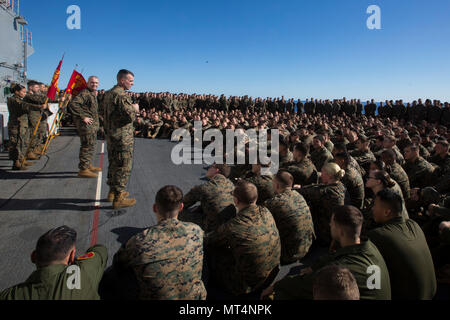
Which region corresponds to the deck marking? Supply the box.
[90,141,105,246]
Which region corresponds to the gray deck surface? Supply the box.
[0,129,318,292]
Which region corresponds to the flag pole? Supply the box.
[22,54,64,163]
[41,92,67,154]
[43,67,89,154]
[21,97,48,167]
[43,64,80,153]
[42,93,72,153]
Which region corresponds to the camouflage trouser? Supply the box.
[8,124,29,162]
[78,132,97,170]
[38,120,48,145]
[75,119,98,170]
[28,114,42,150]
[106,135,133,195]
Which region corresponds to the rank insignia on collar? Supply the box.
[76,252,95,260]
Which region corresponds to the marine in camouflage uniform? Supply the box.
[429,147,450,193]
[146,116,164,138]
[310,145,333,172]
[160,115,177,139]
[341,166,365,209]
[263,189,314,265]
[183,174,236,232]
[377,144,405,166]
[392,145,405,164]
[229,163,253,181]
[350,148,376,173]
[387,162,411,200]
[173,117,192,133]
[324,140,334,153]
[102,78,137,207]
[429,152,450,173]
[279,150,294,167]
[298,182,346,245]
[418,143,431,159]
[363,181,410,233]
[162,94,173,114]
[69,87,100,173]
[206,203,281,296]
[112,218,207,300]
[219,95,228,112]
[403,156,435,189]
[24,91,47,154]
[7,94,40,169]
[347,154,365,177]
[245,173,275,205]
[37,91,51,150]
[282,158,318,186]
[364,101,377,117]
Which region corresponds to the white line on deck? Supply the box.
[94,142,105,207]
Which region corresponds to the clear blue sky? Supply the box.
[21,0,450,101]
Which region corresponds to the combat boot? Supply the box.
[89,164,102,172]
[27,152,39,160]
[36,145,45,154]
[113,192,136,209]
[33,146,42,155]
[107,191,130,202]
[78,169,98,178]
[12,160,28,171]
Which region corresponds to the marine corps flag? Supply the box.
[47,57,63,100]
[66,70,87,96]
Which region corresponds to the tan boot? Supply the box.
[12,160,28,171]
[89,164,102,172]
[113,192,136,209]
[78,169,98,178]
[27,152,39,160]
[33,146,42,155]
[107,191,129,202]
[24,160,33,166]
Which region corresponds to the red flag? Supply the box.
[47,58,63,100]
[66,70,87,96]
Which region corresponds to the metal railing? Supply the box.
[0,113,4,152]
[19,24,32,46]
[27,29,32,46]
[0,0,19,15]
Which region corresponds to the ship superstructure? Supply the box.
[0,0,34,103]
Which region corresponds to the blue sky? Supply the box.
[21,0,450,101]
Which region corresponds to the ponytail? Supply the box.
[373,170,396,188]
[10,83,25,94]
[323,162,345,181]
[336,169,346,180]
